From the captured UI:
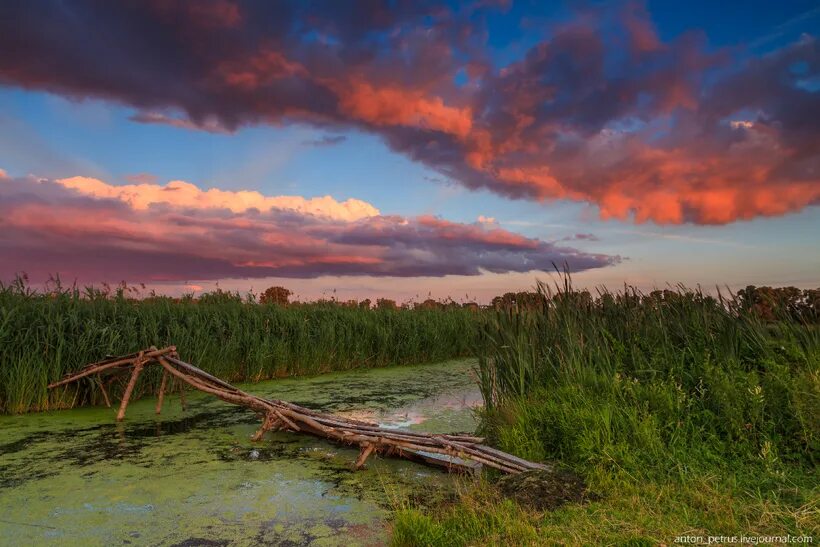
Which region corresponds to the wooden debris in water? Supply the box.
[48,346,546,474]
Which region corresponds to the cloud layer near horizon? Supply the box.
[0,173,617,283]
[1,1,817,224]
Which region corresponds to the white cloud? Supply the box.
[56,176,380,221]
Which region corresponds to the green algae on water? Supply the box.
[0,359,480,546]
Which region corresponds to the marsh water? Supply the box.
[0,359,481,546]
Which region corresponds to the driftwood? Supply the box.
[48,347,546,474]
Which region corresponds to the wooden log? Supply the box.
[50,347,547,475]
[444,443,531,473]
[440,433,486,443]
[275,400,377,427]
[251,412,277,441]
[156,358,272,415]
[303,415,484,445]
[470,444,549,470]
[353,444,375,470]
[116,359,144,422]
[164,356,241,393]
[273,409,300,432]
[48,347,175,388]
[369,437,524,474]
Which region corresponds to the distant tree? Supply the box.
[359,298,371,310]
[198,288,243,304]
[260,286,292,305]
[491,291,542,310]
[491,292,513,309]
[376,298,397,310]
[415,298,440,310]
[804,289,820,322]
[440,298,460,310]
[735,285,817,322]
[554,288,593,310]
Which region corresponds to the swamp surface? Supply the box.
[0,359,480,546]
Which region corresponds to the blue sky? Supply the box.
[0,1,817,301]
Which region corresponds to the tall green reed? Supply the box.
[0,281,482,414]
[478,276,819,473]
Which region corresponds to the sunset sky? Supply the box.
[1,0,818,302]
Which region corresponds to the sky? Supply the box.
[0,0,818,303]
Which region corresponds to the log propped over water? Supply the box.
[48,346,546,474]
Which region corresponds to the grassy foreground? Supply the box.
[0,282,481,414]
[393,282,819,545]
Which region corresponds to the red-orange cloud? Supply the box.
[0,1,816,224]
[334,81,473,138]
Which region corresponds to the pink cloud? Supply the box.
[0,174,617,283]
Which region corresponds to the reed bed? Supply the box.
[0,283,482,414]
[394,279,820,545]
[476,279,819,466]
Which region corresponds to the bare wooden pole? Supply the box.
[178,377,187,410]
[97,375,111,408]
[353,444,375,470]
[273,409,300,431]
[155,371,168,415]
[116,355,145,422]
[251,412,279,441]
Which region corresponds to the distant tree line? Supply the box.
[487,285,820,323]
[734,285,820,323]
[4,275,818,322]
[251,283,819,323]
[256,285,481,311]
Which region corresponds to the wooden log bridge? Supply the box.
[48,346,546,475]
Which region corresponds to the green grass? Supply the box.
[0,282,483,414]
[393,280,819,546]
[393,469,818,546]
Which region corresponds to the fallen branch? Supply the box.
[48,347,546,474]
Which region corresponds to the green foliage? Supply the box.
[259,285,292,305]
[478,280,819,470]
[392,469,819,546]
[395,277,819,545]
[735,285,820,322]
[392,488,540,547]
[0,281,482,414]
